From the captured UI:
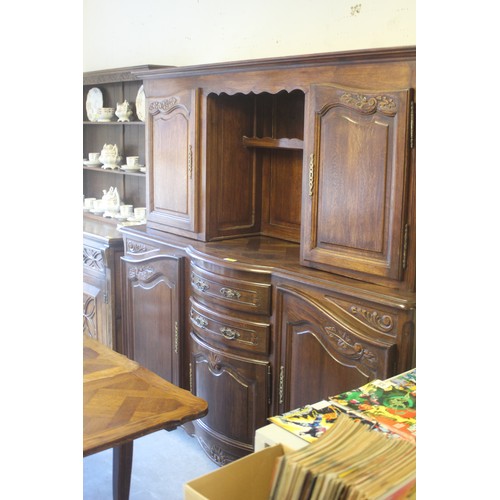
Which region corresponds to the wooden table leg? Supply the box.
[112,441,133,500]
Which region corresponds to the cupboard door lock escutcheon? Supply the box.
[308,154,314,196]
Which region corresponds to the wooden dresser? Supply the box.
[119,47,416,465]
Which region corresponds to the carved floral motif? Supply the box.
[149,96,180,115]
[128,265,155,282]
[340,92,397,116]
[83,246,105,273]
[325,325,377,369]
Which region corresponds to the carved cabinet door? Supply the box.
[148,88,200,235]
[83,244,113,348]
[122,255,183,385]
[301,84,414,283]
[189,332,270,464]
[275,286,397,413]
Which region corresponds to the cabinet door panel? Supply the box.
[190,333,269,446]
[277,287,397,412]
[302,84,412,281]
[148,89,199,233]
[122,256,183,385]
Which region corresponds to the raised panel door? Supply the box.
[189,332,270,462]
[276,286,397,413]
[148,89,199,234]
[122,255,183,385]
[301,84,413,283]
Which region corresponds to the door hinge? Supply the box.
[410,101,415,149]
[104,292,109,304]
[189,362,193,393]
[402,223,409,270]
[174,321,179,354]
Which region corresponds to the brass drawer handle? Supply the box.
[220,327,240,340]
[193,315,208,329]
[220,287,241,300]
[192,274,209,292]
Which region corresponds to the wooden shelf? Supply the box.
[242,136,304,150]
[83,121,145,126]
[83,165,146,177]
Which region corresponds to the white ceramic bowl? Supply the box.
[98,107,115,121]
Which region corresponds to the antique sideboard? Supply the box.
[118,46,416,465]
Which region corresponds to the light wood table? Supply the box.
[83,335,208,500]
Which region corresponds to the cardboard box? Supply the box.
[184,444,285,500]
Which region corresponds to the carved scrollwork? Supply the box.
[208,352,223,374]
[198,439,233,466]
[83,295,97,339]
[325,325,377,368]
[349,306,394,332]
[340,92,397,116]
[126,240,152,254]
[83,246,105,273]
[128,265,155,282]
[149,96,180,115]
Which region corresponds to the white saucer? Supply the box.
[120,165,143,172]
[127,216,146,223]
[83,160,102,167]
[139,167,146,173]
[90,208,105,215]
[113,213,130,221]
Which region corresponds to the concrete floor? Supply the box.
[83,427,219,499]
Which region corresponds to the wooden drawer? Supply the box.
[190,263,271,315]
[189,298,270,355]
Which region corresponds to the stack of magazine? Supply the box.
[268,369,416,444]
[268,412,416,499]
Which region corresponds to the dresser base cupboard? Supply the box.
[119,47,416,465]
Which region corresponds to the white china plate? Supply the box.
[83,160,102,167]
[120,165,143,172]
[127,216,146,223]
[90,208,105,214]
[136,85,146,122]
[113,213,129,220]
[86,87,103,122]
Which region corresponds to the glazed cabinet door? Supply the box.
[189,333,270,464]
[276,285,397,413]
[122,254,183,385]
[301,84,414,284]
[147,89,200,235]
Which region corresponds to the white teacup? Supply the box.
[84,197,96,209]
[120,204,134,217]
[134,207,146,220]
[89,152,100,162]
[126,156,140,167]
